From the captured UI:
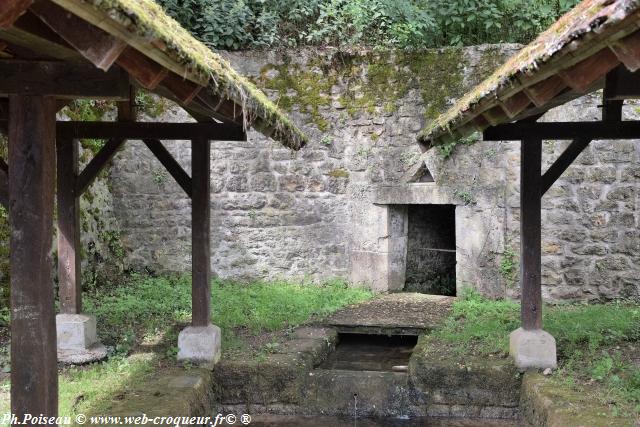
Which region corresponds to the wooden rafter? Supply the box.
[50,0,208,87]
[30,1,126,71]
[116,47,168,90]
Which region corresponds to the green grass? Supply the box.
[84,274,372,350]
[432,289,640,416]
[0,274,373,421]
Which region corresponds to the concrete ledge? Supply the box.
[509,328,557,369]
[177,324,221,366]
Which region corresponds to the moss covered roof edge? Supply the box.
[418,0,640,147]
[54,0,307,150]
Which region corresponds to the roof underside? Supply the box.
[0,0,307,149]
[419,0,640,147]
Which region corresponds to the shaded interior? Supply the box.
[320,333,418,371]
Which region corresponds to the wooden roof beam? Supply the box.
[29,1,126,70]
[0,0,33,28]
[484,120,640,141]
[0,59,129,99]
[57,121,246,140]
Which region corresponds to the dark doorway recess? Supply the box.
[405,205,456,296]
[320,333,418,371]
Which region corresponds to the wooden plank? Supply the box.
[30,1,127,70]
[0,59,129,99]
[56,136,81,314]
[143,139,192,198]
[520,137,542,330]
[161,72,202,104]
[116,46,168,90]
[0,0,33,28]
[76,139,124,195]
[8,94,58,418]
[195,91,244,126]
[558,48,620,93]
[523,75,566,107]
[482,105,509,126]
[499,91,531,118]
[57,121,246,141]
[191,137,211,327]
[541,138,592,195]
[609,30,640,72]
[483,120,640,141]
[0,159,7,208]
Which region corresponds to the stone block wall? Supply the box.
[105,46,639,302]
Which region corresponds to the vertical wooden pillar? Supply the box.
[520,137,543,330]
[9,95,58,418]
[57,137,81,314]
[191,138,211,327]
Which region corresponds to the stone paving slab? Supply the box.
[324,293,454,335]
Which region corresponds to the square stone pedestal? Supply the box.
[56,313,107,364]
[177,324,221,367]
[509,327,557,369]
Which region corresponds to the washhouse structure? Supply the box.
[0,0,305,420]
[418,0,640,368]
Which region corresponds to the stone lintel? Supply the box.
[373,183,455,205]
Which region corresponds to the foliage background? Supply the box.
[157,0,581,50]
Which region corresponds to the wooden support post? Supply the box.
[0,159,7,208]
[9,95,58,418]
[57,136,81,314]
[520,137,543,330]
[191,138,211,327]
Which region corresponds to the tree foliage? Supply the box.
[157,0,581,50]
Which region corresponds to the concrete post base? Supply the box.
[56,313,107,364]
[509,327,557,369]
[177,324,221,367]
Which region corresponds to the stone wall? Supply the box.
[107,45,639,302]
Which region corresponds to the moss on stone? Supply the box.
[256,48,468,133]
[328,168,349,178]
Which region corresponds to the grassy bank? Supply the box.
[424,289,640,418]
[0,275,373,421]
